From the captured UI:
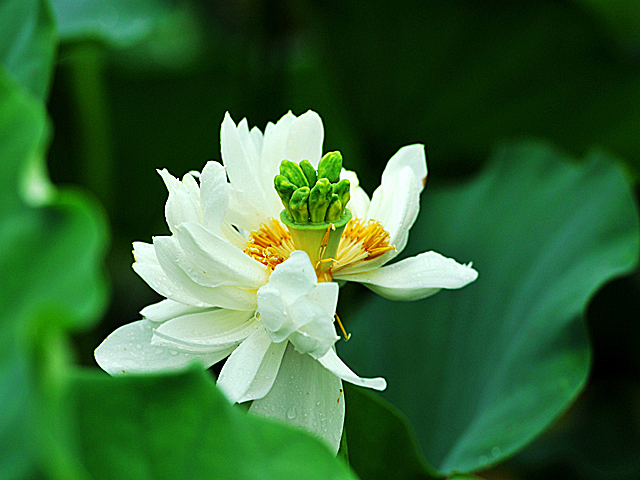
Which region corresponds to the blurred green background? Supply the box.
[3,0,640,478]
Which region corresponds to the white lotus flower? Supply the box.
[95,110,477,453]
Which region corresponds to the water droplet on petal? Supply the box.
[287,406,297,419]
[491,446,501,457]
[169,350,179,356]
[136,344,142,350]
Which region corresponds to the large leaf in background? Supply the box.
[342,142,639,475]
[0,0,56,99]
[344,385,440,480]
[0,66,109,478]
[289,0,640,178]
[69,367,357,480]
[50,0,172,48]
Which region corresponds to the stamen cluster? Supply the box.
[274,152,351,224]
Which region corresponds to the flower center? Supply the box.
[245,151,395,281]
[244,217,394,281]
[244,218,296,270]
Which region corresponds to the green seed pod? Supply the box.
[289,187,310,223]
[274,175,297,213]
[317,151,342,183]
[325,194,343,222]
[308,178,333,223]
[299,160,317,189]
[332,179,351,209]
[280,160,309,188]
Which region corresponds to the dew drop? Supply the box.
[478,455,488,465]
[169,350,179,356]
[491,446,501,457]
[136,344,142,350]
[287,406,297,419]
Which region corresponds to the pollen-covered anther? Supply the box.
[244,218,296,270]
[333,218,396,272]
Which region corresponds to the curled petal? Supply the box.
[334,251,478,301]
[257,252,339,358]
[152,309,258,353]
[217,327,287,404]
[153,236,257,310]
[175,221,268,289]
[132,242,207,307]
[158,169,201,234]
[94,320,232,375]
[249,344,345,454]
[140,299,211,324]
[317,348,387,391]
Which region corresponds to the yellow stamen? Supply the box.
[335,313,351,341]
[244,218,296,270]
[332,218,395,273]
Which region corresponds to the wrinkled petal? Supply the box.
[317,348,386,391]
[200,160,229,234]
[152,309,258,353]
[257,252,339,358]
[175,221,268,289]
[132,242,207,307]
[249,344,345,454]
[153,236,257,310]
[334,251,478,301]
[140,299,211,323]
[260,250,317,303]
[217,327,287,404]
[94,320,232,375]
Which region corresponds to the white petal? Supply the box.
[334,251,478,301]
[95,320,232,375]
[367,166,420,255]
[250,125,264,153]
[175,221,268,289]
[140,299,210,323]
[225,185,270,233]
[285,110,324,168]
[153,236,257,310]
[132,242,207,307]
[381,144,427,194]
[262,250,317,303]
[221,113,276,220]
[341,169,370,219]
[200,161,229,234]
[217,327,286,404]
[317,348,386,391]
[259,112,299,217]
[158,169,201,234]
[260,112,297,184]
[152,309,258,353]
[249,344,345,453]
